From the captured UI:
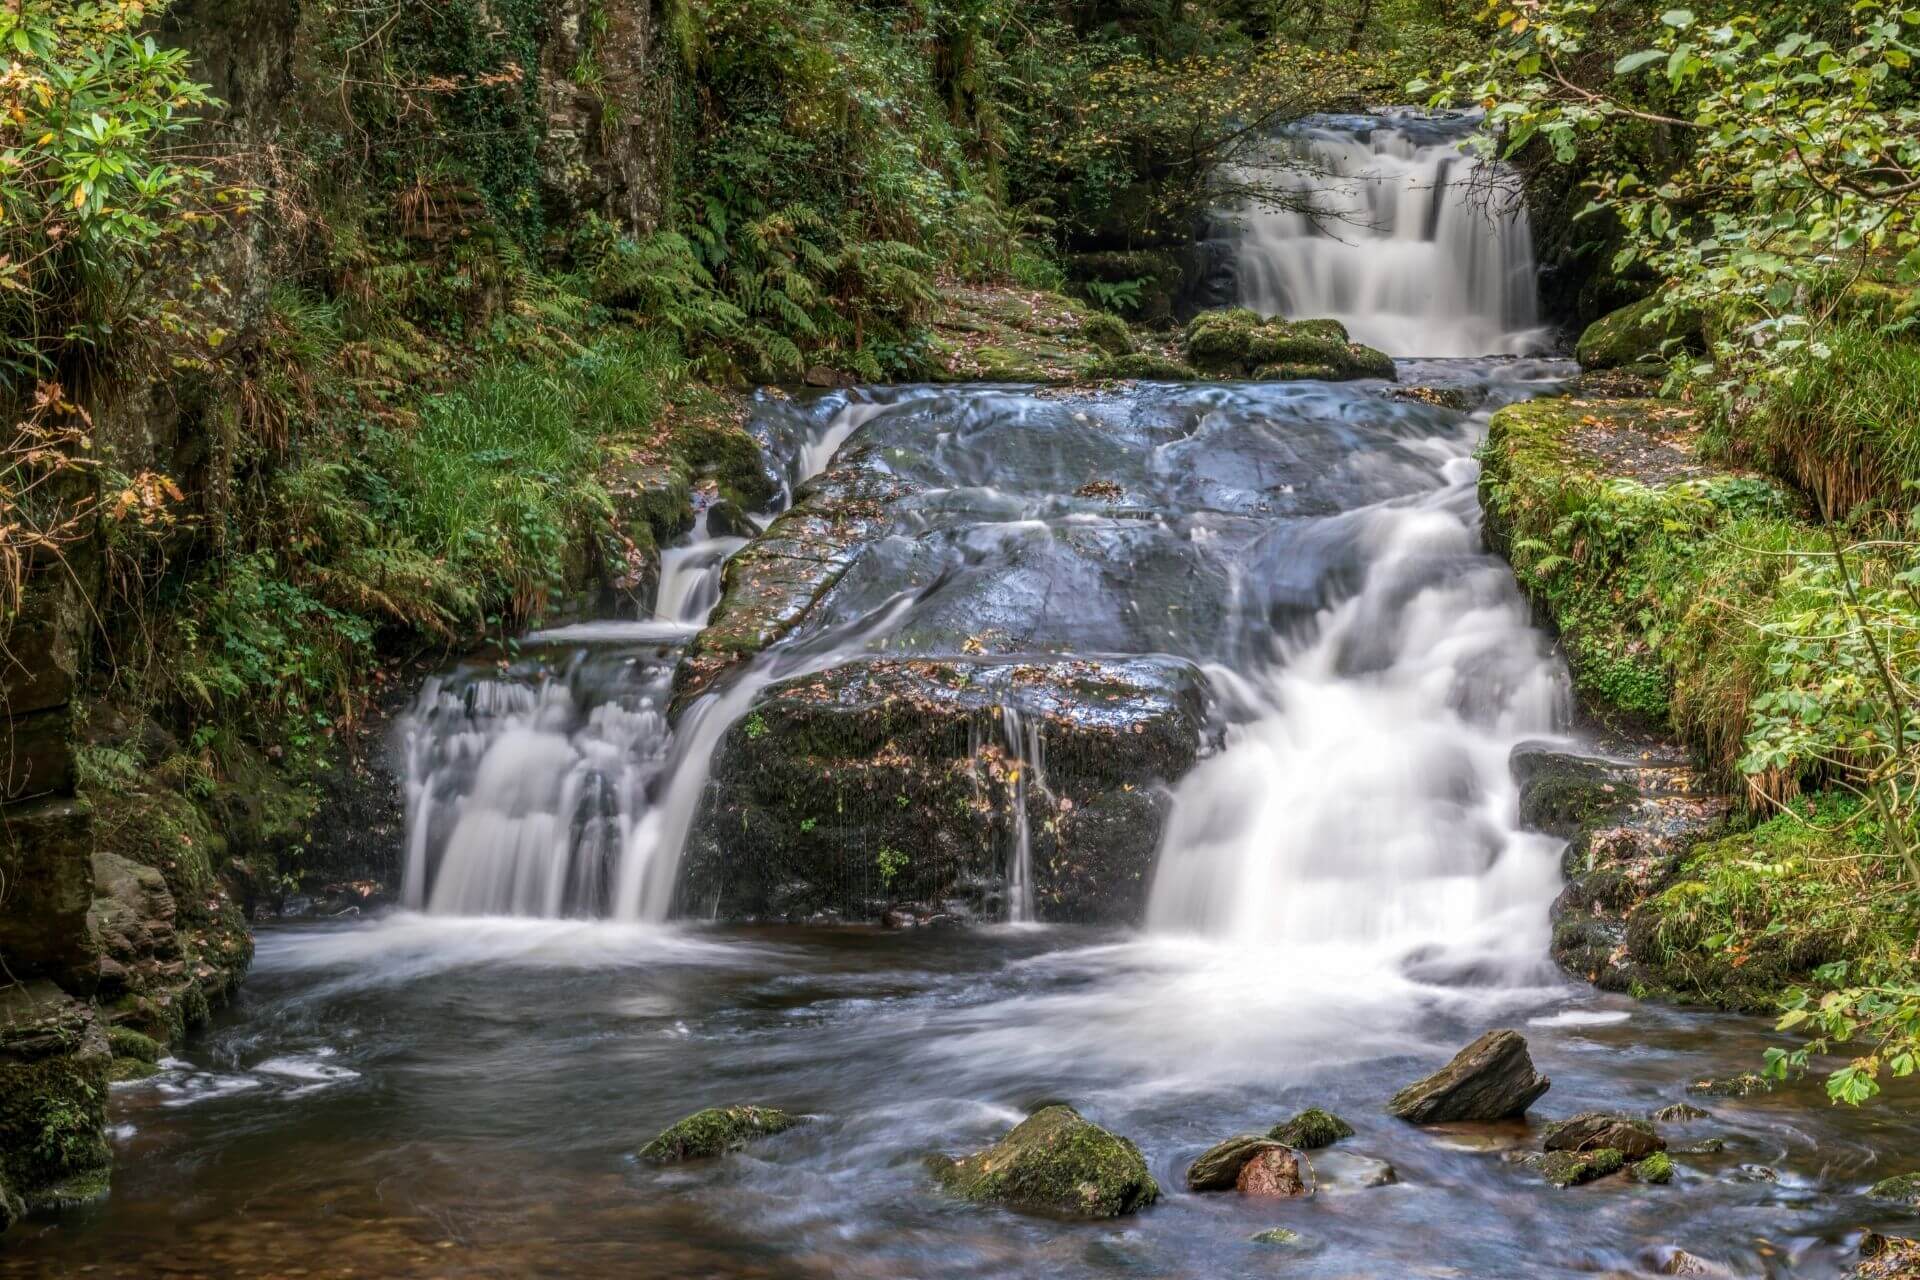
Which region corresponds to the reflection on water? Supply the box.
[10,915,1919,1279]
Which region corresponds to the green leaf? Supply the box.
[1661,8,1695,28]
[1615,49,1667,74]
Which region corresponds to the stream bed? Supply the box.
[8,917,1920,1277]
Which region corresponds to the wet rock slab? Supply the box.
[1388,1030,1550,1124]
[681,655,1210,922]
[929,1105,1158,1219]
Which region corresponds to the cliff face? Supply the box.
[0,0,673,1220]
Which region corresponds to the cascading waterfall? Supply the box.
[1232,112,1547,358]
[998,705,1049,925]
[398,400,880,919]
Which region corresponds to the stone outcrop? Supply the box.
[1388,1030,1551,1124]
[929,1106,1159,1219]
[1542,1111,1665,1161]
[681,655,1209,922]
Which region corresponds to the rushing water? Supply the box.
[15,115,1920,1277]
[1232,113,1548,358]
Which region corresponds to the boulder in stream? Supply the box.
[1268,1107,1353,1150]
[1186,1134,1283,1191]
[1542,1111,1665,1161]
[1387,1030,1550,1124]
[1236,1146,1312,1199]
[1513,1146,1626,1188]
[1630,1152,1675,1185]
[929,1105,1158,1219]
[638,1105,805,1163]
[1870,1172,1920,1206]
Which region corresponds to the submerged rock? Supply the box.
[1269,1107,1353,1150]
[1311,1149,1398,1191]
[638,1105,805,1163]
[1542,1111,1665,1161]
[1687,1072,1773,1099]
[1630,1152,1676,1185]
[929,1105,1158,1220]
[1870,1172,1920,1206]
[1671,1137,1727,1156]
[1514,1146,1626,1188]
[1236,1146,1312,1199]
[1653,1102,1711,1124]
[1251,1227,1304,1246]
[1388,1030,1550,1124]
[1187,1134,1284,1192]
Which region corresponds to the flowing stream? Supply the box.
[13,114,1920,1278]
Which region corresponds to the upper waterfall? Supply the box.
[1230,112,1547,358]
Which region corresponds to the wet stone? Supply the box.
[1268,1107,1353,1150]
[1652,1103,1711,1124]
[1542,1111,1665,1161]
[1513,1147,1626,1188]
[1388,1030,1550,1124]
[1187,1135,1284,1192]
[1250,1227,1304,1246]
[1869,1172,1920,1206]
[638,1105,805,1163]
[929,1105,1158,1220]
[1688,1073,1773,1099]
[1630,1152,1675,1185]
[1236,1146,1311,1199]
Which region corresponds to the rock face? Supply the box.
[638,1105,805,1163]
[1388,1030,1551,1124]
[930,1106,1159,1219]
[0,983,111,1211]
[681,655,1209,922]
[1511,743,1731,996]
[1542,1111,1665,1161]
[1269,1108,1354,1150]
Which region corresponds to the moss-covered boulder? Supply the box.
[1574,295,1701,370]
[1514,1146,1626,1188]
[1687,1072,1773,1099]
[1630,1152,1675,1185]
[1080,312,1135,356]
[637,1104,805,1163]
[1542,1111,1665,1161]
[0,982,111,1211]
[1870,1172,1920,1206]
[1269,1108,1353,1150]
[929,1105,1159,1219]
[1182,309,1395,381]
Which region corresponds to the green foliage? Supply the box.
[876,844,909,888]
[1424,0,1920,392]
[0,0,247,377]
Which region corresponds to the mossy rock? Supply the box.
[637,1105,805,1163]
[1542,1111,1664,1161]
[1085,352,1199,381]
[1251,1227,1304,1246]
[1081,312,1135,356]
[1516,1146,1626,1188]
[106,1058,159,1083]
[1268,1108,1353,1150]
[1630,1152,1675,1185]
[1182,309,1393,381]
[1652,1102,1711,1124]
[930,1105,1159,1219]
[1574,295,1701,370]
[106,1026,161,1064]
[26,1165,111,1213]
[1870,1172,1920,1206]
[1687,1072,1773,1099]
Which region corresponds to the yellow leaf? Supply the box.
[72,186,86,209]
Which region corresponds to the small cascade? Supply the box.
[1231,113,1547,358]
[998,705,1049,925]
[398,397,887,919]
[654,508,749,626]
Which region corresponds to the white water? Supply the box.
[1234,114,1548,357]
[998,705,1050,925]
[399,400,883,919]
[1146,432,1570,975]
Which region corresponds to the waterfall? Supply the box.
[998,705,1049,925]
[1231,113,1547,358]
[398,399,883,919]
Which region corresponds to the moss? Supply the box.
[106,1058,160,1083]
[637,1104,804,1162]
[930,1105,1159,1219]
[1251,1227,1303,1245]
[1870,1172,1920,1205]
[1574,295,1701,370]
[1519,1147,1625,1188]
[1182,310,1393,381]
[26,1165,111,1213]
[1085,352,1199,381]
[1268,1108,1353,1150]
[1630,1152,1675,1184]
[1080,311,1134,356]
